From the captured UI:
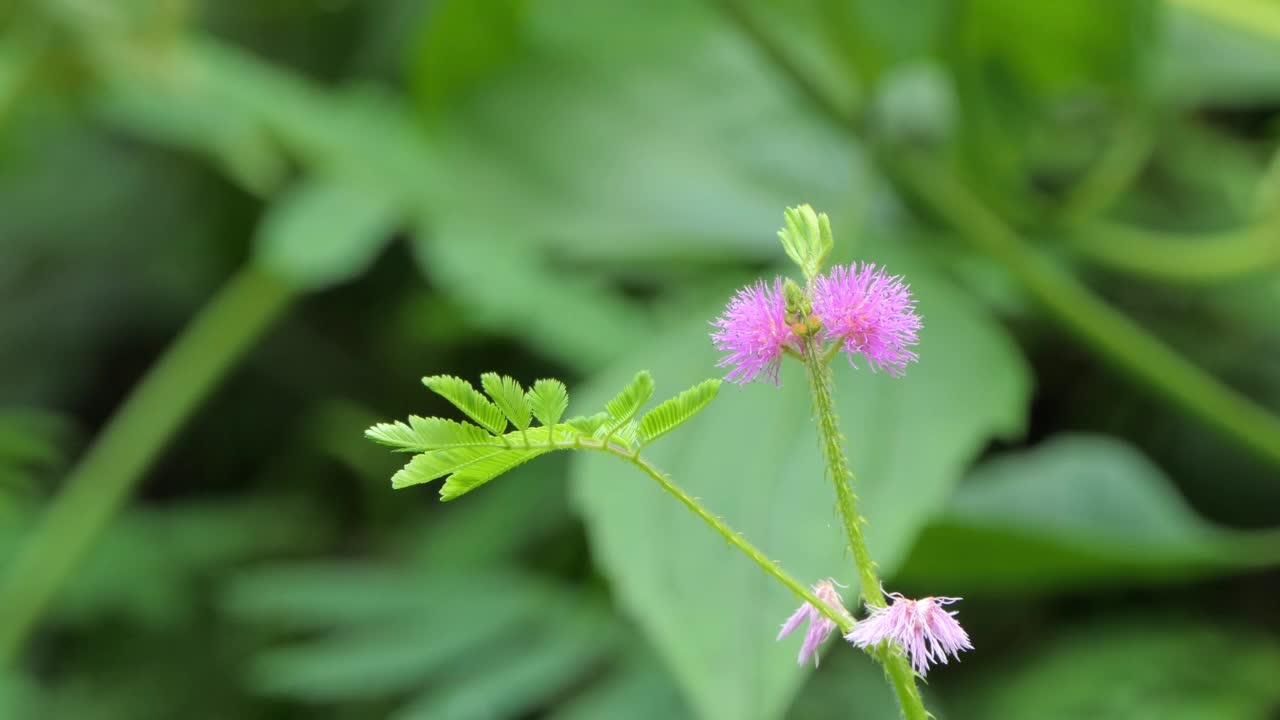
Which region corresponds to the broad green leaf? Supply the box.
[603,371,655,435]
[896,434,1280,591]
[254,176,400,291]
[571,240,1029,720]
[422,375,508,434]
[440,448,551,501]
[636,379,721,447]
[413,0,863,267]
[364,416,495,453]
[949,619,1280,720]
[481,373,533,431]
[391,447,508,490]
[407,0,867,373]
[528,379,570,428]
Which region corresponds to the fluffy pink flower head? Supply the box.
[776,579,848,667]
[844,591,972,676]
[811,263,921,376]
[711,278,800,385]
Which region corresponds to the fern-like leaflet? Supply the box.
[365,373,721,500]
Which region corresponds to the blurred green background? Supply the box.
[3,0,1280,718]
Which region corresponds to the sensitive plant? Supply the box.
[367,205,968,719]
[846,591,973,677]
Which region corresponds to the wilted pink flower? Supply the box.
[811,263,921,376]
[711,278,799,384]
[776,579,848,667]
[845,591,972,676]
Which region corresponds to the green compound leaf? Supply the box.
[364,417,495,453]
[391,447,509,490]
[527,379,570,428]
[636,379,721,448]
[440,449,551,501]
[604,371,655,430]
[422,375,508,435]
[481,373,533,431]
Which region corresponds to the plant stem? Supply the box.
[603,446,853,632]
[799,338,880,608]
[0,266,293,665]
[879,646,929,720]
[798,337,929,720]
[1068,219,1280,284]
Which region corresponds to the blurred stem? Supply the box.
[1058,111,1155,221]
[890,152,1280,468]
[0,266,293,665]
[1068,219,1280,283]
[1165,0,1280,43]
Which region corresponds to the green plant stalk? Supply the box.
[800,338,880,609]
[798,338,929,720]
[1068,219,1280,284]
[891,152,1280,469]
[589,442,852,631]
[0,266,293,666]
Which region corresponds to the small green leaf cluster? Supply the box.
[366,371,721,500]
[777,204,833,281]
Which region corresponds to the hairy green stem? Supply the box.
[596,444,852,631]
[0,266,293,665]
[799,338,881,609]
[798,338,929,720]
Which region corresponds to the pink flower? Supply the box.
[811,263,921,376]
[776,579,848,667]
[845,591,972,676]
[711,278,799,385]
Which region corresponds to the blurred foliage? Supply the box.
[2,0,1280,718]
